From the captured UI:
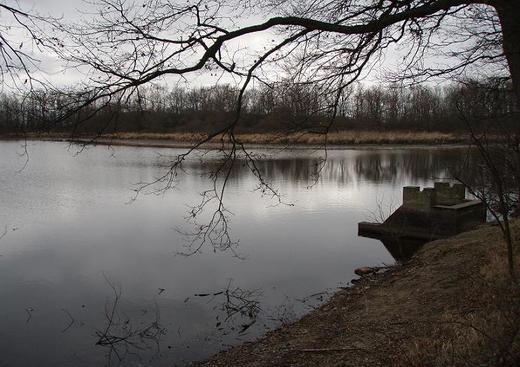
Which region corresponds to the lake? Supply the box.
[0,141,468,366]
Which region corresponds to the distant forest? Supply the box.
[0,79,515,135]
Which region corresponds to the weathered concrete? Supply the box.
[434,182,466,206]
[359,183,487,260]
[402,182,466,210]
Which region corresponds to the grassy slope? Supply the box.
[192,221,520,367]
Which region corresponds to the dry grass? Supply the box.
[2,130,469,146]
[97,130,468,145]
[193,221,520,367]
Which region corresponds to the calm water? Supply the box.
[0,141,467,366]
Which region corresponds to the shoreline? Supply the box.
[0,131,472,150]
[191,221,520,366]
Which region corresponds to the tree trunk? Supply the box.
[494,0,520,107]
[489,1,519,282]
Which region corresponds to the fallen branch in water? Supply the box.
[0,225,7,240]
[61,308,75,333]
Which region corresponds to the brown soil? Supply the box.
[192,221,520,367]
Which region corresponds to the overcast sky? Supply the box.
[21,0,86,18]
[4,0,480,91]
[8,0,278,88]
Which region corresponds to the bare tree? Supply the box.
[452,78,519,278]
[0,2,60,91]
[39,0,520,255]
[52,1,519,102]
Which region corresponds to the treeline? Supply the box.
[0,79,515,135]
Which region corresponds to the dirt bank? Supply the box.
[192,221,520,367]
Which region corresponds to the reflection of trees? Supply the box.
[160,148,479,256]
[180,149,476,187]
[95,277,166,367]
[192,280,262,335]
[352,150,464,184]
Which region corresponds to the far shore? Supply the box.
[0,130,472,149]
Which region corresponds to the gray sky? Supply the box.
[0,1,88,87]
[9,0,276,88]
[5,0,492,91]
[20,0,86,18]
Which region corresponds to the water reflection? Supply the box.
[187,148,459,188]
[94,279,166,367]
[0,141,473,367]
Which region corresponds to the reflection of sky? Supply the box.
[0,141,469,366]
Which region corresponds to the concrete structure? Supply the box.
[358,183,487,250]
